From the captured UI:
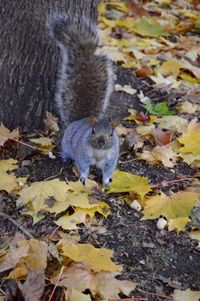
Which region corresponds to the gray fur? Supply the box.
[48,13,114,125]
[48,13,119,184]
[62,118,119,184]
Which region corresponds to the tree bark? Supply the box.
[0,0,98,130]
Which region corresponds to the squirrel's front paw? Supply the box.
[79,176,86,185]
[104,182,111,188]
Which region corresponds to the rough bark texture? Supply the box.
[0,0,98,130]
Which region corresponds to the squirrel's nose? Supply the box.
[98,136,105,147]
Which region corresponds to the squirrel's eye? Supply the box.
[110,132,113,137]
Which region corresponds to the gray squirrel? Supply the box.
[48,13,119,186]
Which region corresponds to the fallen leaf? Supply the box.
[114,84,136,95]
[107,170,151,200]
[18,269,45,301]
[151,128,174,146]
[131,18,168,37]
[189,229,200,247]
[135,64,152,77]
[0,173,18,193]
[142,101,174,116]
[95,271,137,299]
[60,243,121,273]
[0,241,29,273]
[178,126,200,155]
[142,191,199,232]
[140,143,177,168]
[0,123,19,146]
[156,116,188,132]
[0,159,18,173]
[159,59,183,78]
[68,288,92,301]
[177,101,200,114]
[51,264,96,292]
[173,289,200,301]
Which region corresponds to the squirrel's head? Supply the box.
[89,117,117,150]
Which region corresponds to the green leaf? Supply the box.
[142,101,175,116]
[132,18,168,37]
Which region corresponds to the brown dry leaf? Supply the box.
[2,239,48,279]
[125,2,147,17]
[177,101,200,114]
[18,269,45,301]
[156,116,188,133]
[43,112,59,134]
[96,272,137,300]
[0,241,29,273]
[51,264,96,292]
[135,64,152,77]
[51,264,136,300]
[0,123,19,146]
[60,243,122,273]
[151,128,174,146]
[140,143,177,168]
[173,289,200,301]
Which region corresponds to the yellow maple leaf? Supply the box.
[30,137,55,154]
[56,211,87,230]
[178,131,200,155]
[60,243,122,273]
[107,170,151,200]
[142,191,199,232]
[56,203,110,230]
[159,59,183,78]
[0,173,18,193]
[0,159,18,173]
[17,179,69,212]
[0,159,18,193]
[0,123,19,146]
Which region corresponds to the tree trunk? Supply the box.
[0,0,98,130]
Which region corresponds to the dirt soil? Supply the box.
[0,66,200,301]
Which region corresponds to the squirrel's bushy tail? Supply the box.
[48,14,98,56]
[48,13,113,126]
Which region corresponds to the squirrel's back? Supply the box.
[48,13,113,126]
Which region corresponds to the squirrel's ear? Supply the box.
[89,116,97,125]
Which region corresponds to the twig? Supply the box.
[9,138,61,156]
[44,168,64,181]
[119,158,139,164]
[0,212,34,239]
[151,177,198,188]
[49,226,60,239]
[48,266,65,301]
[137,288,173,300]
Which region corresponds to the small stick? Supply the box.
[151,177,198,188]
[44,168,64,181]
[137,288,173,300]
[48,266,65,301]
[0,212,34,239]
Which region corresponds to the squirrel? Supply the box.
[48,13,119,186]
